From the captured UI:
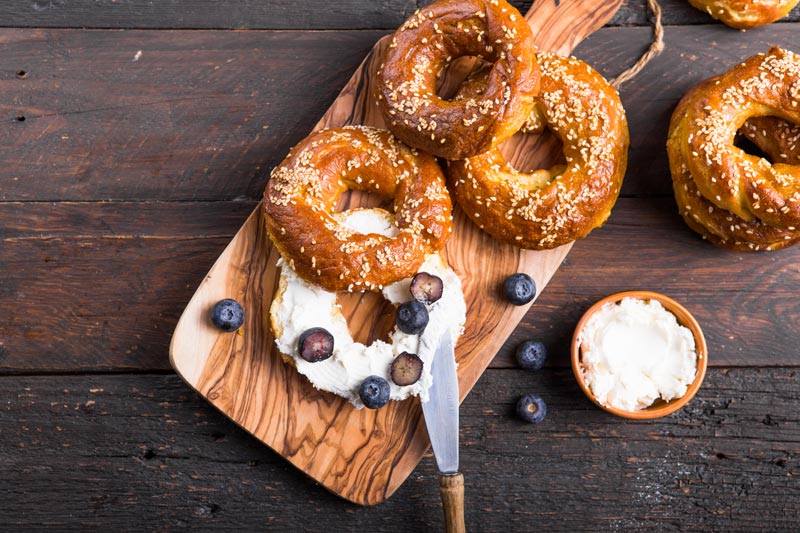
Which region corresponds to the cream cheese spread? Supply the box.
[270,208,466,409]
[577,297,698,412]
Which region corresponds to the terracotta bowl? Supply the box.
[570,290,708,420]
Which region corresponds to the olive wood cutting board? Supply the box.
[170,0,623,506]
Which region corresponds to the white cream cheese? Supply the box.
[270,208,466,409]
[577,298,698,412]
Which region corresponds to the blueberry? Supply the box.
[210,299,245,332]
[515,340,547,371]
[390,352,424,386]
[359,375,390,409]
[502,273,536,305]
[516,394,547,424]
[297,327,334,363]
[409,272,444,304]
[396,301,429,334]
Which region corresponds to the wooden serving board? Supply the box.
[170,0,623,506]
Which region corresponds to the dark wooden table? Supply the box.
[2,1,799,530]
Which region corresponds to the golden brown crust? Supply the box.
[688,0,798,29]
[667,74,800,251]
[263,126,453,292]
[671,149,800,251]
[447,54,629,250]
[672,47,800,231]
[375,0,540,160]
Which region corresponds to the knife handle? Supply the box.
[439,472,465,533]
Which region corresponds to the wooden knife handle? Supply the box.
[439,472,465,533]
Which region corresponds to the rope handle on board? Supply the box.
[611,0,664,89]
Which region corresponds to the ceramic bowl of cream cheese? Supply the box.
[570,291,708,420]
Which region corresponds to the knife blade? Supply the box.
[421,328,465,533]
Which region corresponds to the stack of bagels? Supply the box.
[264,0,800,297]
[264,0,631,295]
[375,0,630,252]
[257,0,800,407]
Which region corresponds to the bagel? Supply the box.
[269,209,467,409]
[688,0,799,29]
[263,126,453,292]
[669,48,800,232]
[447,53,629,250]
[375,0,540,160]
[668,73,800,251]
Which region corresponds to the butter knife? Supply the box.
[420,328,465,533]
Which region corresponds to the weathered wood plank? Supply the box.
[0,234,231,373]
[0,200,256,239]
[0,198,797,372]
[1,29,383,201]
[3,25,800,201]
[1,370,797,530]
[0,0,796,30]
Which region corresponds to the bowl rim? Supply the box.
[570,290,708,420]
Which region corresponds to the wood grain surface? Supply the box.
[1,0,797,29]
[1,370,797,530]
[1,29,382,201]
[4,26,800,202]
[1,198,797,373]
[3,0,800,528]
[169,0,626,506]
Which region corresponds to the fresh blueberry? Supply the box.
[409,272,444,304]
[516,394,547,424]
[396,301,429,335]
[390,352,424,386]
[502,273,536,305]
[515,340,547,371]
[210,299,245,332]
[297,327,335,363]
[359,375,391,409]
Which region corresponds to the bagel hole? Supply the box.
[337,292,396,346]
[333,188,399,346]
[500,126,567,176]
[734,134,771,162]
[735,116,800,164]
[436,56,488,101]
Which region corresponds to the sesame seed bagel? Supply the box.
[375,0,539,160]
[670,48,800,231]
[263,126,453,292]
[688,0,799,29]
[668,75,800,251]
[447,54,629,250]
